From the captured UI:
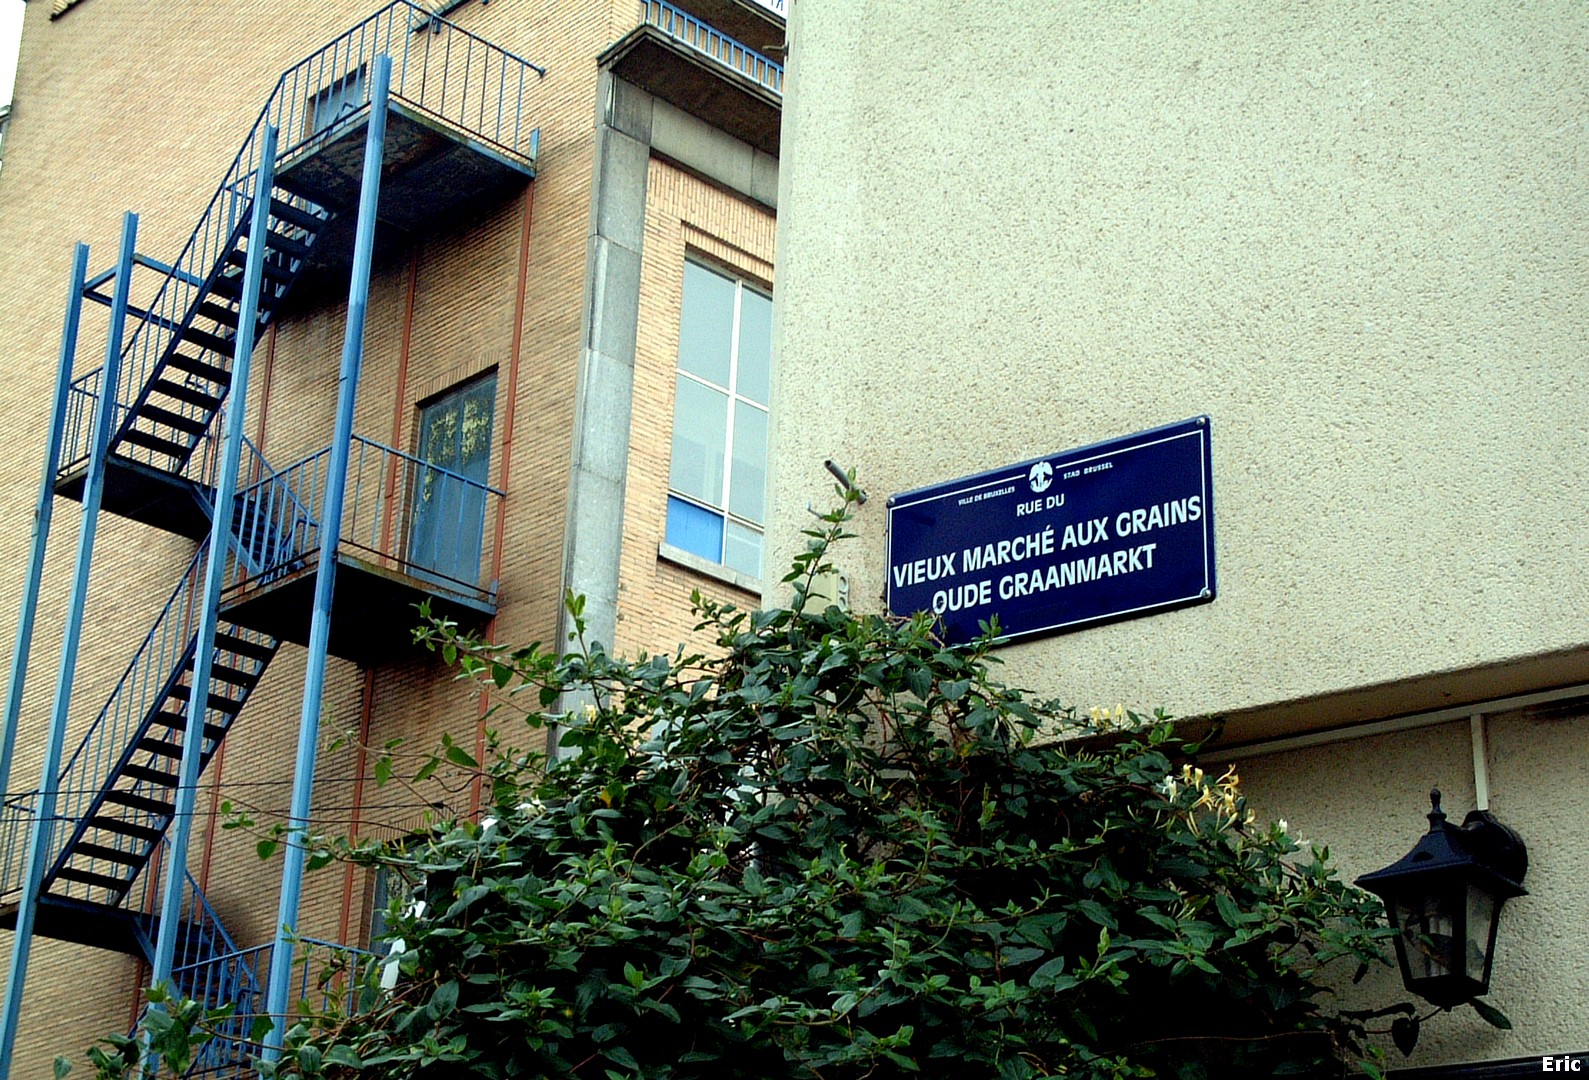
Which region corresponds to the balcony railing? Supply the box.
[228,434,503,603]
[639,0,783,97]
[172,935,375,1078]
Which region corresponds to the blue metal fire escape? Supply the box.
[0,5,542,1075]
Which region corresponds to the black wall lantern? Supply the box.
[1355,790,1528,1008]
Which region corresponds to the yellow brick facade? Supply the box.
[617,156,777,661]
[0,0,781,1072]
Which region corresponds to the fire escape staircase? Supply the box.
[109,200,327,481]
[0,522,292,956]
[1,5,545,1070]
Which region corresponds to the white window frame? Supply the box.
[666,258,772,577]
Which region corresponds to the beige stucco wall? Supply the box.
[770,1,1589,1067]
[769,2,1589,731]
[1213,701,1589,1065]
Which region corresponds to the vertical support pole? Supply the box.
[0,243,90,807]
[0,213,136,1080]
[148,126,279,992]
[261,56,390,1064]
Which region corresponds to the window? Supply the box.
[308,67,367,138]
[666,260,771,578]
[408,373,496,587]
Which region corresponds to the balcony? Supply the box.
[601,0,783,156]
[270,4,545,298]
[219,435,502,662]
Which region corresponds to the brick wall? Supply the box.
[0,0,712,1071]
[615,156,777,660]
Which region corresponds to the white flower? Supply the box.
[1277,819,1289,833]
[480,816,498,832]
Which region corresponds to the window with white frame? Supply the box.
[666,259,772,578]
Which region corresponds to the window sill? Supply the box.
[658,542,761,595]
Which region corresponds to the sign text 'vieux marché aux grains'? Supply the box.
[886,418,1216,644]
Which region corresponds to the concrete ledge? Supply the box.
[659,542,761,595]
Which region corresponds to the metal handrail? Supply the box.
[228,433,503,600]
[639,0,784,96]
[9,542,274,908]
[0,794,35,904]
[0,508,280,906]
[118,856,263,1078]
[175,936,379,1078]
[32,549,207,906]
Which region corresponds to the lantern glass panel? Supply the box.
[1464,884,1496,981]
[1396,893,1457,982]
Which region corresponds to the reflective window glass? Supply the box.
[665,260,773,578]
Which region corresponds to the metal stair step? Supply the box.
[119,428,190,459]
[214,631,275,662]
[135,736,184,759]
[71,841,147,866]
[209,662,259,688]
[100,790,176,817]
[269,197,323,231]
[166,353,231,386]
[181,325,235,357]
[87,816,165,843]
[121,763,180,788]
[224,249,292,282]
[139,404,209,437]
[167,684,244,714]
[197,300,241,328]
[182,656,259,688]
[51,866,132,895]
[149,711,226,743]
[263,229,312,261]
[152,378,224,411]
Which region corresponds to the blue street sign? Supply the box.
[886,417,1215,644]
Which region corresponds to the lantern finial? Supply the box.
[1427,788,1446,830]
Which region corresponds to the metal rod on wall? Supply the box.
[149,124,279,995]
[0,243,90,813]
[0,213,137,1079]
[260,54,391,1063]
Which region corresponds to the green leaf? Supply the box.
[51,1056,72,1079]
[1469,998,1512,1029]
[1029,957,1078,992]
[251,1015,277,1044]
[603,1045,640,1070]
[1075,899,1118,930]
[256,838,279,860]
[445,743,480,769]
[1000,946,1045,965]
[324,1045,364,1067]
[430,980,459,1016]
[1390,1015,1419,1057]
